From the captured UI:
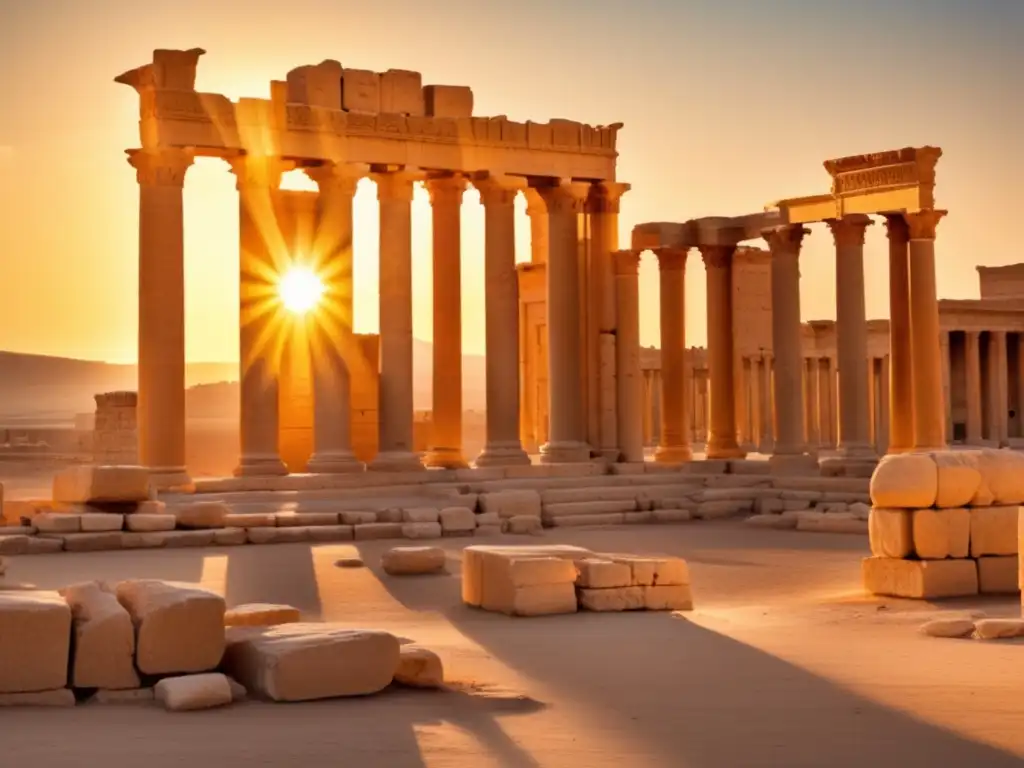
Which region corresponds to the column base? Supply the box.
[147,466,194,493]
[653,444,693,464]
[767,453,819,476]
[233,455,288,477]
[838,442,877,459]
[599,447,622,462]
[539,441,590,464]
[705,437,747,460]
[306,451,365,474]
[423,447,469,470]
[368,450,425,472]
[475,442,531,468]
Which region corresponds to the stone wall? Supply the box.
[92,392,138,465]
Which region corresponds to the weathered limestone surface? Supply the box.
[869,453,937,508]
[970,506,1017,557]
[974,618,1024,640]
[0,590,71,693]
[912,507,970,560]
[438,507,476,534]
[52,465,152,504]
[973,450,1024,505]
[0,689,75,707]
[401,522,442,539]
[115,580,226,674]
[643,584,693,610]
[155,673,233,711]
[933,452,981,508]
[224,603,301,627]
[381,546,447,575]
[60,581,140,690]
[579,586,645,611]
[918,618,975,638]
[861,556,978,598]
[576,558,632,589]
[478,490,541,519]
[394,645,444,688]
[223,624,400,701]
[275,511,339,527]
[976,556,1019,594]
[505,515,543,535]
[175,501,228,529]
[79,513,125,532]
[34,513,81,533]
[126,513,176,532]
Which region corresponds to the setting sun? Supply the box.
[278,267,324,315]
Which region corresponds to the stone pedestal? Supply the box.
[653,249,692,464]
[93,392,138,465]
[701,245,745,459]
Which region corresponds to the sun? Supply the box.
[278,267,325,315]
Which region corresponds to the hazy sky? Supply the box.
[0,0,1020,363]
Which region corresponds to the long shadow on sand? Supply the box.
[223,544,323,615]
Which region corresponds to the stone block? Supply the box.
[213,528,247,546]
[869,508,913,558]
[354,522,403,541]
[394,645,443,688]
[226,512,276,528]
[115,580,226,675]
[605,555,688,587]
[504,516,542,535]
[543,500,636,522]
[401,507,439,524]
[548,512,625,527]
[578,586,645,611]
[476,511,500,526]
[869,453,937,508]
[912,507,970,560]
[225,603,301,627]
[976,556,1019,594]
[34,513,81,533]
[970,506,1017,557]
[380,69,424,115]
[0,689,75,707]
[974,449,1024,505]
[79,513,124,532]
[175,502,228,529]
[135,500,167,515]
[0,590,71,692]
[376,508,404,523]
[402,522,442,540]
[126,513,176,532]
[339,510,378,526]
[307,525,355,543]
[26,537,63,554]
[861,556,978,599]
[0,534,30,555]
[919,618,975,638]
[58,532,123,552]
[164,529,216,548]
[479,490,541,519]
[975,618,1024,640]
[53,465,151,504]
[381,546,447,576]
[246,527,308,545]
[461,545,592,607]
[155,673,233,712]
[275,511,339,527]
[932,451,982,508]
[120,532,167,549]
[494,583,578,616]
[223,624,400,701]
[341,68,380,113]
[424,84,473,118]
[60,581,139,690]
[285,60,342,109]
[643,584,693,610]
[576,558,631,589]
[439,507,476,534]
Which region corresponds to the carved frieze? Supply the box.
[142,90,237,127]
[833,162,918,195]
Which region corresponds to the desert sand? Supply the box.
[3,522,1022,768]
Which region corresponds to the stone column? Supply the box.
[651,369,663,446]
[588,183,630,461]
[1017,335,1024,438]
[370,169,424,471]
[817,358,834,448]
[940,330,953,441]
[905,210,948,450]
[878,356,891,452]
[475,175,530,466]
[537,181,591,463]
[883,215,914,453]
[642,370,653,446]
[230,155,290,477]
[613,250,644,462]
[988,330,1009,446]
[804,358,820,449]
[701,245,745,459]
[654,248,692,463]
[128,148,194,490]
[764,225,810,459]
[524,189,549,264]
[826,215,874,457]
[304,163,364,473]
[422,175,468,469]
[965,331,983,444]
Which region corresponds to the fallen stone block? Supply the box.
[26,537,63,554]
[120,532,167,549]
[0,590,71,692]
[976,556,1019,594]
[547,512,625,527]
[353,522,403,541]
[382,546,447,576]
[402,507,440,524]
[974,618,1024,640]
[919,618,975,638]
[213,528,247,546]
[461,545,592,607]
[862,556,978,599]
[576,558,631,589]
[578,586,645,611]
[476,512,500,526]
[135,500,167,515]
[745,514,797,530]
[394,645,444,688]
[504,515,542,534]
[869,508,913,558]
[60,581,139,690]
[0,534,31,555]
[643,584,693,611]
[605,555,689,587]
[912,507,970,559]
[33,513,81,534]
[478,490,542,519]
[92,687,155,704]
[0,689,75,707]
[225,603,301,627]
[274,511,339,527]
[932,451,982,508]
[164,530,216,548]
[246,527,308,545]
[175,502,228,529]
[226,512,276,528]
[126,513,176,532]
[438,507,475,534]
[402,522,442,540]
[115,580,226,675]
[494,582,578,616]
[970,506,1017,557]
[223,624,400,701]
[57,532,123,552]
[869,453,938,508]
[53,465,151,504]
[340,511,378,525]
[79,513,124,532]
[306,525,354,542]
[155,673,233,711]
[376,508,403,523]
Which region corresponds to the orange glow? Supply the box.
[279,267,324,315]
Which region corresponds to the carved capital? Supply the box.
[882,214,910,244]
[474,174,527,208]
[523,187,546,217]
[612,249,641,276]
[699,245,735,270]
[425,175,468,207]
[305,162,367,197]
[228,154,293,190]
[534,181,590,216]
[762,224,810,254]
[903,209,947,241]
[586,182,631,215]
[654,248,688,272]
[372,170,424,203]
[127,148,194,188]
[825,215,873,247]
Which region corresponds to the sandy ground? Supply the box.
[2,523,1023,768]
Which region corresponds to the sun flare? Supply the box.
[279,267,324,315]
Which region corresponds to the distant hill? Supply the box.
[0,341,486,424]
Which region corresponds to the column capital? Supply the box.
[882,213,910,244]
[305,162,368,196]
[903,209,947,241]
[228,154,293,190]
[586,182,631,214]
[473,173,527,208]
[654,247,688,271]
[699,244,736,270]
[826,214,873,247]
[534,180,590,215]
[425,174,468,207]
[762,224,810,253]
[523,187,546,217]
[372,169,425,203]
[612,249,641,276]
[127,148,194,188]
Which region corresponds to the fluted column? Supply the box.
[423,175,469,469]
[701,245,745,459]
[882,215,914,453]
[475,175,530,466]
[537,181,591,463]
[826,215,873,457]
[230,155,290,477]
[764,225,810,457]
[987,330,1009,446]
[965,331,983,444]
[128,148,194,490]
[588,183,630,460]
[818,358,834,448]
[652,248,692,463]
[613,250,644,462]
[370,169,424,471]
[905,210,947,450]
[304,163,365,473]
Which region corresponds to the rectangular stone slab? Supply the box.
[862,556,978,599]
[0,590,71,693]
[461,544,592,607]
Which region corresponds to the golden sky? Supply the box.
[0,0,1020,364]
